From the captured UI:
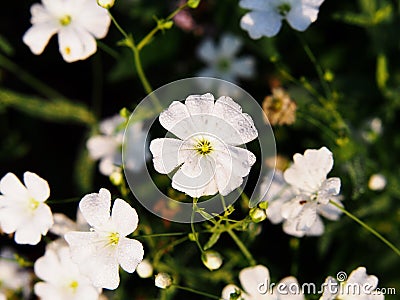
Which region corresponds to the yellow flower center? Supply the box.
[29,198,40,211]
[194,138,213,155]
[69,280,79,292]
[108,232,120,246]
[64,47,71,55]
[59,15,72,26]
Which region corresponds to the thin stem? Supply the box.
[134,232,189,238]
[97,40,119,60]
[296,110,338,143]
[191,198,204,253]
[329,200,400,257]
[109,11,130,40]
[0,53,65,100]
[46,197,81,204]
[227,229,256,266]
[172,285,221,300]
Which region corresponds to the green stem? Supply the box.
[191,198,204,253]
[227,229,256,266]
[296,110,338,143]
[329,200,400,257]
[46,197,81,204]
[0,53,65,100]
[135,232,189,238]
[172,284,221,300]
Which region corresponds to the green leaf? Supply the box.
[0,88,96,125]
[0,35,14,56]
[376,53,389,90]
[187,0,201,9]
[203,232,221,250]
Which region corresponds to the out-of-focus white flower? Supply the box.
[150,93,258,198]
[320,267,384,300]
[196,34,255,83]
[277,147,343,237]
[50,209,89,236]
[361,117,383,143]
[222,265,304,300]
[368,174,386,191]
[23,0,111,62]
[136,259,153,278]
[97,0,115,9]
[0,249,31,298]
[0,172,53,245]
[155,273,172,289]
[87,115,148,176]
[201,250,223,271]
[34,246,101,300]
[240,0,325,39]
[64,188,144,290]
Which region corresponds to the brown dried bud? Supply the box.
[262,88,296,126]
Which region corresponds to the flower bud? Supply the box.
[109,170,123,186]
[97,0,115,9]
[136,259,153,278]
[249,207,267,223]
[155,273,172,289]
[201,250,223,271]
[368,174,386,191]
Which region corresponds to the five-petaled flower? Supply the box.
[0,172,53,245]
[64,188,144,290]
[150,93,258,198]
[196,34,255,84]
[23,0,111,62]
[240,0,325,39]
[34,246,101,300]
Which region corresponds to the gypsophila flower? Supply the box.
[87,114,148,176]
[368,174,387,191]
[150,93,258,198]
[197,34,255,83]
[155,273,172,289]
[262,87,296,126]
[222,265,304,300]
[0,172,53,245]
[240,0,325,39]
[320,267,384,300]
[23,0,111,62]
[34,246,101,300]
[136,259,153,278]
[64,188,144,290]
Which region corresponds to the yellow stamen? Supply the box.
[108,232,120,246]
[59,15,72,26]
[65,47,71,55]
[29,198,40,211]
[69,280,79,292]
[194,138,213,155]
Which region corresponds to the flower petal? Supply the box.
[318,197,343,221]
[159,101,196,140]
[111,199,138,236]
[34,248,60,283]
[239,0,271,10]
[239,265,270,297]
[286,2,322,32]
[74,0,111,38]
[24,172,50,202]
[231,56,255,78]
[282,219,306,237]
[0,206,25,234]
[33,204,54,235]
[275,276,304,300]
[0,173,29,201]
[150,138,185,174]
[305,215,324,236]
[34,282,62,299]
[79,188,111,228]
[240,11,282,39]
[219,34,242,58]
[87,136,118,160]
[197,39,217,64]
[296,202,317,231]
[14,223,43,245]
[320,276,338,300]
[317,177,341,204]
[212,96,258,145]
[23,22,59,55]
[117,238,144,273]
[185,93,215,116]
[58,26,97,62]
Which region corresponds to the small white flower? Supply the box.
[23,0,111,62]
[320,267,384,300]
[136,259,153,278]
[34,246,101,300]
[278,147,342,237]
[150,93,258,198]
[368,174,386,191]
[197,34,255,83]
[64,188,144,290]
[221,265,304,300]
[0,172,53,245]
[50,209,89,237]
[240,0,325,39]
[0,249,31,297]
[155,273,172,289]
[87,115,148,176]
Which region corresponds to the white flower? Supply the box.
[23,0,111,62]
[136,259,153,278]
[0,172,53,245]
[320,267,384,300]
[64,188,144,290]
[240,0,325,39]
[34,246,101,300]
[0,249,31,297]
[277,147,342,237]
[87,115,148,176]
[221,265,304,300]
[155,273,172,289]
[50,209,89,236]
[368,174,386,191]
[197,34,255,83]
[150,93,258,198]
